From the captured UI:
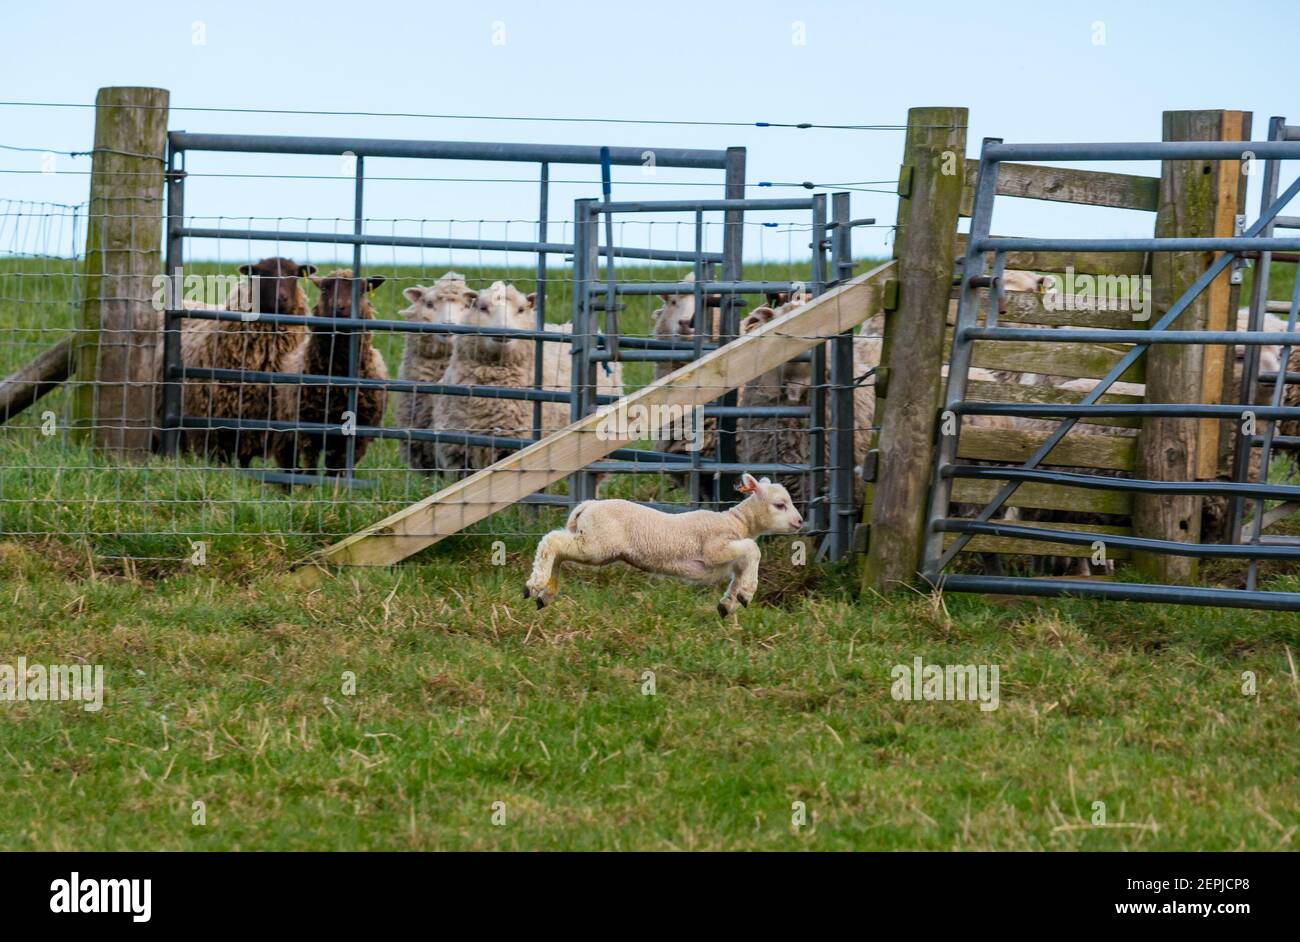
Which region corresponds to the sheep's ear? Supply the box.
[765,291,787,307]
[758,476,772,487]
[736,473,760,494]
[402,286,424,304]
[462,289,478,304]
[298,264,317,277]
[525,292,537,307]
[238,264,253,276]
[366,275,386,292]
[740,306,775,335]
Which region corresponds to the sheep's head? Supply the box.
[736,473,803,535]
[310,269,385,325]
[652,273,698,342]
[400,272,478,327]
[239,256,314,314]
[400,272,477,356]
[1001,270,1057,294]
[458,280,535,358]
[740,304,812,400]
[763,288,813,309]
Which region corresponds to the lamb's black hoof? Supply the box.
[536,597,547,610]
[738,594,751,608]
[523,584,531,599]
[717,602,729,618]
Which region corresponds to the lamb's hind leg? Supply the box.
[718,539,761,618]
[524,529,587,609]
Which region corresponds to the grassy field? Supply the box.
[1,536,1297,850]
[0,256,1298,850]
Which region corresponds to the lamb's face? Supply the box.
[738,473,803,534]
[459,281,535,357]
[240,257,314,314]
[310,270,385,326]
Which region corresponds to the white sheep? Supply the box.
[394,272,479,471]
[648,273,719,458]
[999,269,1057,294]
[736,294,878,509]
[524,472,803,616]
[432,281,623,475]
[536,322,624,436]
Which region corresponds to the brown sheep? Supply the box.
[273,270,389,475]
[178,257,314,465]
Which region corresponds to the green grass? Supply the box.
[0,540,1297,850]
[1,256,1299,850]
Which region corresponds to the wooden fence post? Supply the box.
[861,106,968,593]
[1133,110,1249,584]
[71,86,169,456]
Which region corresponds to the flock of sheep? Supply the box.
[170,256,883,510]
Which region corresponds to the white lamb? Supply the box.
[395,272,480,471]
[524,472,803,616]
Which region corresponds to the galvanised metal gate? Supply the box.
[159,132,741,486]
[157,131,871,560]
[925,130,1300,610]
[569,192,872,559]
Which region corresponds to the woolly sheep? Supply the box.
[524,472,803,616]
[431,281,546,474]
[394,272,479,471]
[535,322,624,436]
[176,257,314,465]
[649,273,719,458]
[273,270,388,474]
[735,295,878,509]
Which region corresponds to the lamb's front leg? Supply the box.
[524,528,584,608]
[718,539,761,618]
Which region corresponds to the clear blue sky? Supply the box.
[3,0,1298,265]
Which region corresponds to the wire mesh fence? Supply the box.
[0,127,884,574]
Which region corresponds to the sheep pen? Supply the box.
[1,89,1299,855]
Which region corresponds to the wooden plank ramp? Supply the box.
[288,260,895,580]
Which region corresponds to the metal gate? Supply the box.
[156,131,870,560]
[924,129,1300,610]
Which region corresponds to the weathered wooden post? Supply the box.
[1133,110,1249,583]
[71,86,169,456]
[861,107,968,593]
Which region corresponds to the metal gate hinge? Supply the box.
[1230,213,1248,284]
